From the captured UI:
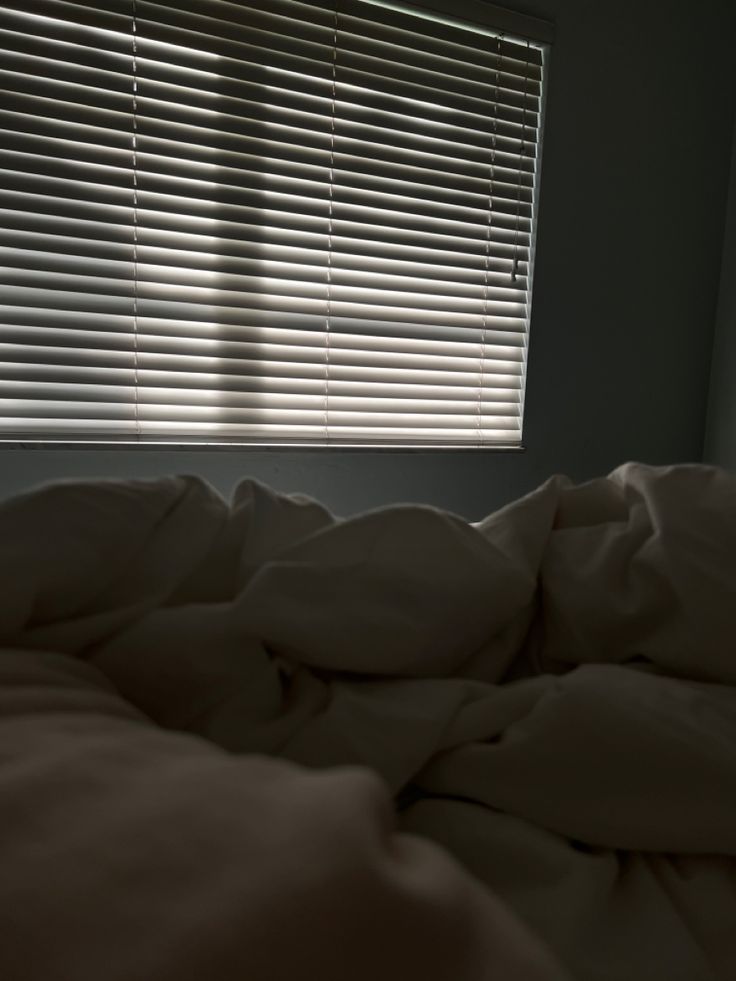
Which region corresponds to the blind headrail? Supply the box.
[355,0,555,46]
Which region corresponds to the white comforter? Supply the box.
[1,462,734,980]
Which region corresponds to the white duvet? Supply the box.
[1,462,735,980]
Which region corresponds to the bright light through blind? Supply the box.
[0,0,549,446]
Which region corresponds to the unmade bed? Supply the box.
[0,461,734,980]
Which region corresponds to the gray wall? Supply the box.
[704,114,736,471]
[3,0,735,518]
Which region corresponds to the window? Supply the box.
[0,0,550,446]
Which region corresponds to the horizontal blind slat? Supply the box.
[1,0,130,22]
[1,0,545,447]
[1,346,523,394]
[133,76,539,155]
[335,0,544,66]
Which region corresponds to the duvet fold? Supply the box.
[1,462,735,980]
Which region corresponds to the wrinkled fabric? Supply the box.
[1,462,735,980]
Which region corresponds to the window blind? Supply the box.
[0,0,548,446]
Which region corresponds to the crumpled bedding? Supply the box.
[1,461,735,980]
